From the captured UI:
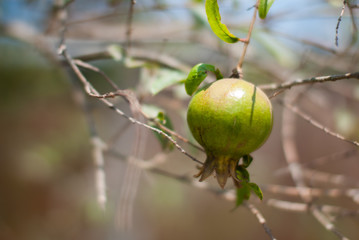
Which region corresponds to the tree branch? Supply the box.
[259,71,359,93]
[59,44,202,165]
[235,0,259,79]
[335,1,347,47]
[283,102,359,147]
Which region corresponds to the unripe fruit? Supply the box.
[187,78,273,188]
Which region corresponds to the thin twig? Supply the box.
[303,168,359,187]
[259,71,359,92]
[245,203,277,240]
[282,92,312,203]
[109,150,276,240]
[117,117,146,231]
[74,57,203,153]
[72,48,191,73]
[306,149,358,168]
[74,59,120,90]
[275,149,358,177]
[151,119,205,152]
[125,0,136,51]
[59,45,202,165]
[236,0,259,78]
[271,30,337,54]
[91,136,108,211]
[283,102,359,147]
[281,90,351,239]
[57,0,109,212]
[335,1,347,47]
[312,207,350,240]
[70,70,108,212]
[267,199,308,212]
[262,184,359,201]
[267,199,359,219]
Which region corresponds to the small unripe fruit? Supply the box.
[187,78,273,188]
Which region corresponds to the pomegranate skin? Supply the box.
[187,78,273,188]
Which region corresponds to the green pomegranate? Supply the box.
[187,78,273,188]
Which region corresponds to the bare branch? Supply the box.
[259,71,359,92]
[68,65,109,212]
[74,59,120,90]
[336,1,347,46]
[275,149,358,178]
[236,0,259,78]
[125,0,136,51]
[283,102,359,147]
[262,184,359,201]
[311,207,350,240]
[267,199,308,212]
[91,136,108,211]
[60,45,202,165]
[267,199,359,220]
[272,30,337,54]
[282,92,312,203]
[107,149,276,239]
[72,47,191,73]
[302,168,359,187]
[245,203,277,240]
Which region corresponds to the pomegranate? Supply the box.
[187,78,273,188]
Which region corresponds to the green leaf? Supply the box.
[107,44,146,68]
[205,0,240,43]
[141,104,164,119]
[249,183,263,200]
[258,0,275,19]
[236,185,250,205]
[236,166,250,182]
[141,66,187,95]
[242,154,253,168]
[185,63,223,96]
[141,104,175,150]
[154,114,175,150]
[107,45,124,61]
[235,181,263,206]
[235,166,263,205]
[236,184,251,206]
[157,111,166,123]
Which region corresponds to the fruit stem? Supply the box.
[236,0,259,79]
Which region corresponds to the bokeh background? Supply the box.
[1,0,359,239]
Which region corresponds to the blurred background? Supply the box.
[1,0,359,239]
